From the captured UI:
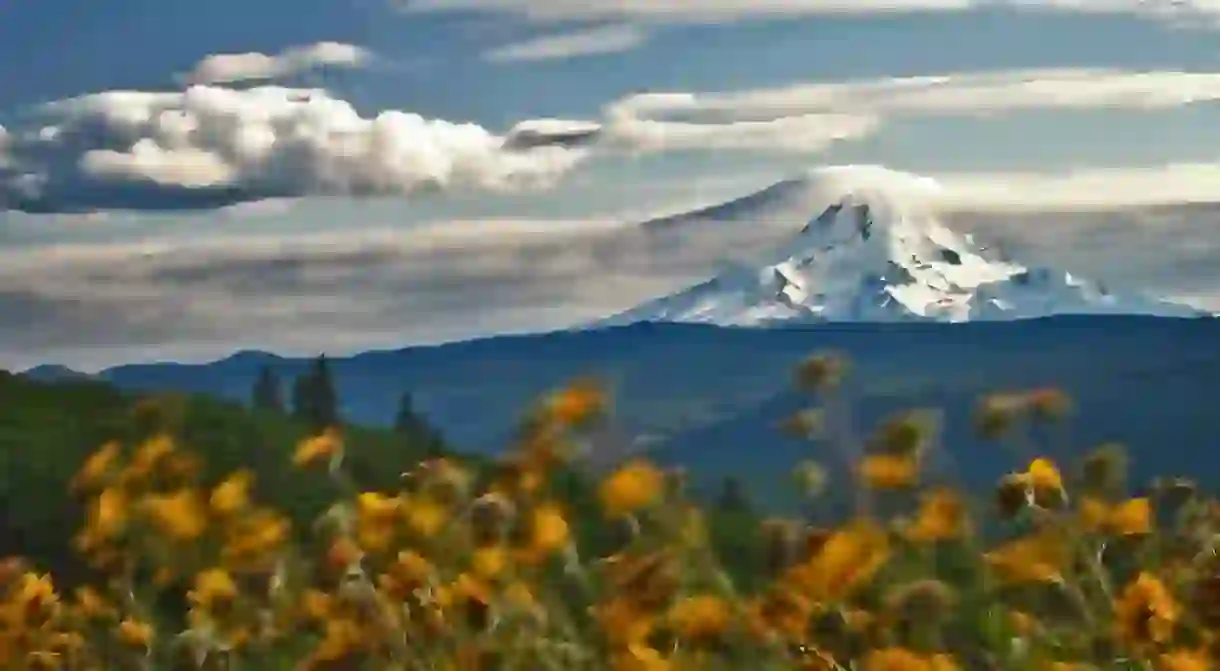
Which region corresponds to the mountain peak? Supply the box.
[595,171,1204,327]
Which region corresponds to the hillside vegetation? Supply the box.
[0,358,1214,670]
[84,318,1220,510]
[0,370,454,586]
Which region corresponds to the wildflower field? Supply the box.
[0,355,1215,670]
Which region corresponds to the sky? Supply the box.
[6,0,1220,370]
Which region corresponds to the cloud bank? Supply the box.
[609,69,1220,120]
[7,173,1220,371]
[181,42,373,86]
[0,85,587,212]
[7,67,1220,212]
[508,68,1220,156]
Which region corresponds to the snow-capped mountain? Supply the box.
[596,173,1205,327]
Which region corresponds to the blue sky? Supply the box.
[5,0,1220,369]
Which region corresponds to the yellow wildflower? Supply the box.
[523,502,570,561]
[355,491,402,553]
[378,550,434,600]
[470,545,508,580]
[292,427,342,467]
[1107,497,1153,536]
[543,377,606,426]
[221,508,291,570]
[905,487,970,543]
[1007,610,1039,637]
[403,493,448,538]
[209,469,254,516]
[1027,458,1064,494]
[667,594,732,642]
[308,616,364,664]
[72,585,114,621]
[87,486,129,541]
[789,519,890,602]
[126,433,175,481]
[1078,496,1110,533]
[71,441,120,492]
[299,589,333,621]
[744,589,814,643]
[116,618,154,648]
[862,647,958,671]
[188,568,238,612]
[1115,572,1178,649]
[15,572,59,620]
[599,459,665,518]
[858,453,919,489]
[594,596,656,648]
[323,536,363,573]
[356,491,401,521]
[985,531,1069,584]
[448,572,494,630]
[141,489,208,541]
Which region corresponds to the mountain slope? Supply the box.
[600,169,1204,327]
[26,316,1220,501]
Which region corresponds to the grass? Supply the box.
[0,358,1214,670]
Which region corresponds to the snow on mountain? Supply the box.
[596,167,1205,327]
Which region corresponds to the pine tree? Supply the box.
[291,355,339,429]
[393,389,445,457]
[714,475,751,514]
[312,355,338,427]
[251,365,284,413]
[393,391,415,434]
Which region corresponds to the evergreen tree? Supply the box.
[393,389,446,457]
[251,365,284,413]
[313,355,338,427]
[393,390,418,434]
[291,355,339,429]
[714,475,752,514]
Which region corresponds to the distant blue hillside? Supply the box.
[24,316,1220,509]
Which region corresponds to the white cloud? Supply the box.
[503,68,1220,155]
[400,0,1220,25]
[483,23,648,62]
[4,85,589,209]
[181,42,373,85]
[606,69,1220,124]
[732,162,1220,212]
[81,141,237,188]
[936,162,1220,210]
[13,67,1220,211]
[599,112,880,154]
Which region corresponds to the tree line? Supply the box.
[251,355,446,455]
